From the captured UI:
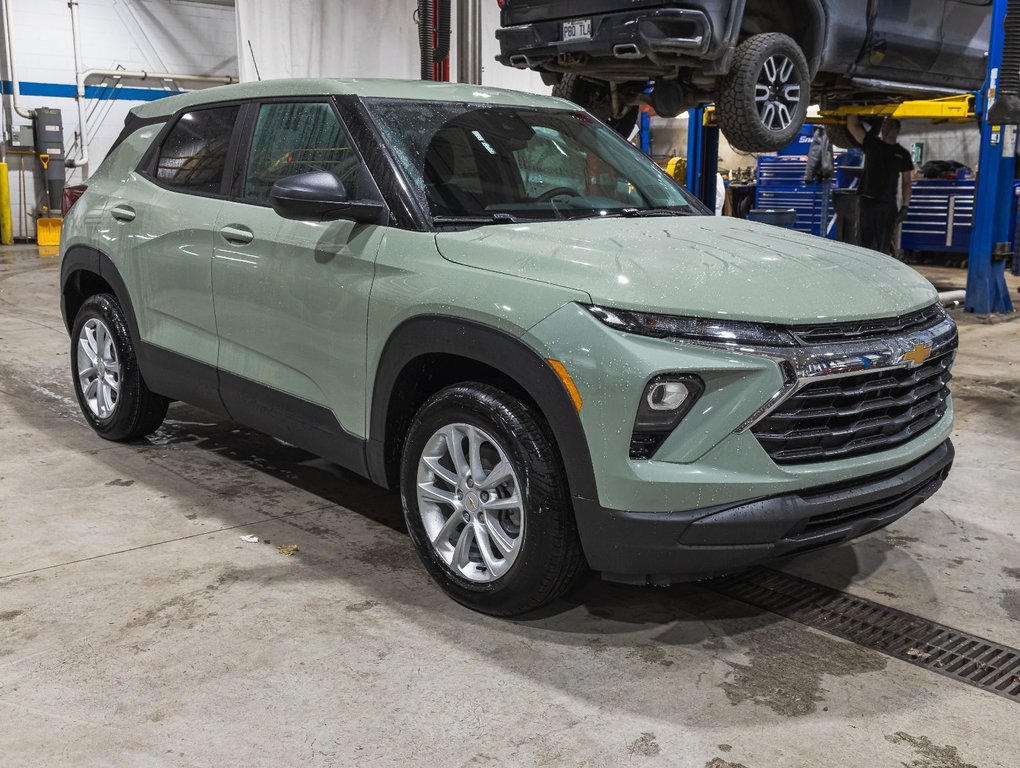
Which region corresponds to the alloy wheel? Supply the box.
[755,54,802,132]
[416,423,525,583]
[77,318,121,418]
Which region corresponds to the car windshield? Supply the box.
[364,98,700,224]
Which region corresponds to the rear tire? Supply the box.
[717,32,810,153]
[70,293,169,441]
[400,383,585,616]
[553,74,640,137]
[827,124,862,150]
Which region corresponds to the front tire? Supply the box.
[400,383,585,616]
[717,32,810,153]
[71,293,169,441]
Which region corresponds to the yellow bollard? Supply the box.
[0,163,12,245]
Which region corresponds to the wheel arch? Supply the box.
[368,315,598,505]
[741,0,827,77]
[61,246,141,342]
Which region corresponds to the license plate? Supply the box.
[562,18,592,42]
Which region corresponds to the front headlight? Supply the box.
[586,305,797,347]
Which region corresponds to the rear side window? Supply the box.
[155,105,239,194]
[242,102,369,203]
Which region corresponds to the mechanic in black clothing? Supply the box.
[847,115,914,255]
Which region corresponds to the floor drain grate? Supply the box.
[708,567,1020,703]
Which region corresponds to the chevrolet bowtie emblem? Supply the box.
[902,342,933,368]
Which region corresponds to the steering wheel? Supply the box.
[534,186,580,202]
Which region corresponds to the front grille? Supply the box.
[752,352,954,465]
[790,304,944,345]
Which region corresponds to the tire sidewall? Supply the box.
[720,33,811,153]
[400,385,567,609]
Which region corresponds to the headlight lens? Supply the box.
[586,305,797,347]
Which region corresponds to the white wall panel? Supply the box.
[235,0,547,93]
[2,0,238,239]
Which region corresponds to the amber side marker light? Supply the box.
[546,359,583,413]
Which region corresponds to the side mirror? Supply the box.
[269,171,387,224]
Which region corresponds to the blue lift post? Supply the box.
[685,107,719,212]
[967,0,1016,314]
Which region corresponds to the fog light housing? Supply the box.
[630,374,704,459]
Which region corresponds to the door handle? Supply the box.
[110,204,135,222]
[219,224,254,245]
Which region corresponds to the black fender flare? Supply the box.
[367,315,599,505]
[60,245,141,341]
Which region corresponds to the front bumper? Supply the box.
[497,7,717,72]
[576,439,954,583]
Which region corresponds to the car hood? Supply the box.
[435,216,938,324]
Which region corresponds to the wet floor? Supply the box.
[1,246,1018,767]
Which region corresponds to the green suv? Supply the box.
[60,79,956,615]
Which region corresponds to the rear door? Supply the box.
[211,99,386,444]
[856,0,947,83]
[114,103,242,411]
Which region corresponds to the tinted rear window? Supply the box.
[155,106,239,194]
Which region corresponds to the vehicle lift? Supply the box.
[679,0,1017,314]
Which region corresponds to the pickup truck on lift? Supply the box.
[497,0,992,152]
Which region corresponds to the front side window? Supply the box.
[155,106,239,194]
[242,102,369,204]
[365,98,698,223]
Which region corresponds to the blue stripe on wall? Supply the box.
[1,80,183,102]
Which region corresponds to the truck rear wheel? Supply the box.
[718,33,810,153]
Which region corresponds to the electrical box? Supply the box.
[10,124,34,148]
[32,107,66,216]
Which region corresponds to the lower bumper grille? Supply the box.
[752,353,954,465]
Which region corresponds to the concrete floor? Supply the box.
[1,245,1018,767]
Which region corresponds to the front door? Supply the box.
[211,100,386,457]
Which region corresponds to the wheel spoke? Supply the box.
[103,373,120,394]
[432,509,464,548]
[467,427,485,481]
[484,492,521,511]
[451,522,475,569]
[444,426,470,479]
[82,377,99,401]
[93,322,107,359]
[778,57,794,84]
[755,84,770,103]
[95,377,107,417]
[775,103,792,130]
[479,460,512,491]
[472,520,504,576]
[422,455,458,487]
[482,514,515,555]
[761,102,776,129]
[418,481,457,507]
[78,365,97,381]
[79,335,98,365]
[763,57,777,84]
[104,360,122,377]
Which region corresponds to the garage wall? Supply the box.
[234,0,546,92]
[1,0,238,240]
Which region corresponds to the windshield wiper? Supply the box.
[433,213,522,226]
[617,207,695,218]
